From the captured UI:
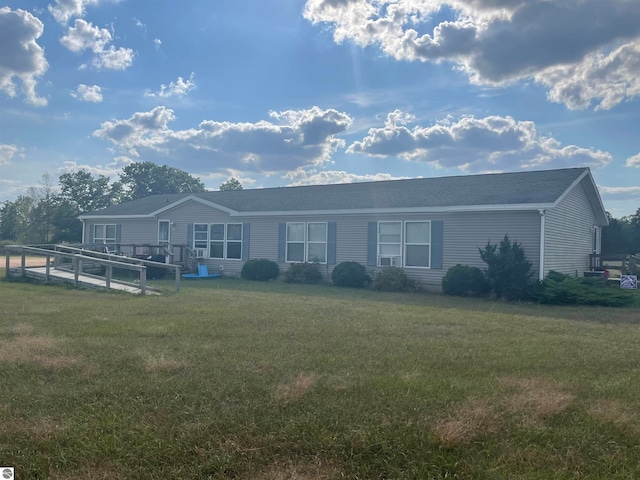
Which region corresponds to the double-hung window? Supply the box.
[404,221,430,267]
[194,223,242,260]
[286,222,327,263]
[378,222,402,266]
[94,224,117,244]
[377,221,431,268]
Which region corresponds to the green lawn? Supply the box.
[1,272,640,479]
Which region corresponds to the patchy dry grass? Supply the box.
[500,376,575,427]
[434,398,500,445]
[0,333,81,370]
[142,352,188,372]
[2,278,640,478]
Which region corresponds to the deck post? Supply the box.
[73,257,79,286]
[4,251,9,277]
[106,265,112,289]
[45,255,51,281]
[175,265,180,292]
[140,267,147,295]
[21,251,26,277]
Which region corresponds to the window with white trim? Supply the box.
[286,222,327,263]
[193,223,242,260]
[94,224,117,244]
[378,222,402,266]
[405,221,430,268]
[377,221,431,268]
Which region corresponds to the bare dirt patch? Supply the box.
[275,372,319,404]
[7,256,48,268]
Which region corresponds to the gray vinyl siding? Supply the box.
[441,210,541,280]
[544,179,597,277]
[85,200,543,286]
[84,218,157,244]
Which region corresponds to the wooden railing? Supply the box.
[4,245,183,294]
[589,254,637,275]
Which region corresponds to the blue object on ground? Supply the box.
[181,263,221,279]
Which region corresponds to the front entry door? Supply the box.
[158,220,171,255]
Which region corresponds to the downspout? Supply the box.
[538,209,545,281]
[81,219,86,243]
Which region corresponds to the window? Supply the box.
[193,223,242,260]
[209,224,225,258]
[376,221,431,268]
[94,224,117,244]
[405,221,430,267]
[286,223,305,262]
[307,223,327,263]
[286,222,328,263]
[378,222,401,266]
[226,224,243,259]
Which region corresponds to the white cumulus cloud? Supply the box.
[93,106,352,173]
[71,84,102,102]
[0,8,48,106]
[48,0,99,24]
[304,0,640,110]
[347,110,612,172]
[145,73,196,98]
[60,18,134,70]
[626,153,640,168]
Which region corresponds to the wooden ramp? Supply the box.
[9,266,160,295]
[4,245,180,295]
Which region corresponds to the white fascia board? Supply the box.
[228,203,556,217]
[78,213,154,220]
[149,195,238,216]
[78,195,238,220]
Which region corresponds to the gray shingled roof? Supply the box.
[82,167,589,217]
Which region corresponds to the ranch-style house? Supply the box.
[78,167,608,287]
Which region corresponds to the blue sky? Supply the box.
[1,0,639,217]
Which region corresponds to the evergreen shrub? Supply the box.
[331,261,370,288]
[372,266,409,292]
[241,259,280,281]
[442,264,490,297]
[479,235,533,300]
[283,262,322,284]
[533,270,634,307]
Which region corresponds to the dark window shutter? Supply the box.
[278,223,286,262]
[367,221,377,266]
[89,224,94,243]
[187,223,193,248]
[327,222,337,265]
[431,220,443,269]
[115,224,121,243]
[242,223,250,261]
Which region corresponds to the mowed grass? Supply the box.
[1,270,640,479]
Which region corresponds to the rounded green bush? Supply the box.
[442,264,490,296]
[283,262,322,284]
[241,258,280,281]
[331,261,370,288]
[372,266,409,292]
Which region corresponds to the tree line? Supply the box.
[0,162,242,245]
